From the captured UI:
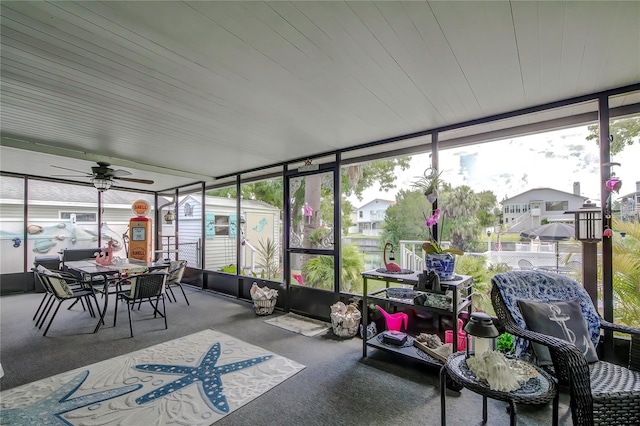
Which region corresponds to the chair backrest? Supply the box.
[491,270,600,357]
[35,270,74,299]
[129,273,167,300]
[517,259,534,270]
[167,260,187,284]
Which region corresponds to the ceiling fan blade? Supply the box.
[114,176,155,184]
[51,174,91,178]
[51,165,89,175]
[110,169,132,177]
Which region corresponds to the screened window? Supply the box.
[546,201,568,211]
[60,212,96,222]
[215,215,230,235]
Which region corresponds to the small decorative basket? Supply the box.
[331,316,359,338]
[253,298,277,316]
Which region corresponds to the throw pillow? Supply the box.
[48,275,74,297]
[517,298,598,366]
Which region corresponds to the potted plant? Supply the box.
[412,168,464,280]
[412,167,443,203]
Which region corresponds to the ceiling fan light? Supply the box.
[92,177,113,192]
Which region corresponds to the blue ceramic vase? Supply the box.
[425,253,456,280]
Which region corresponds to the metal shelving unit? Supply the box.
[361,269,473,367]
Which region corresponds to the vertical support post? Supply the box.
[598,95,614,359]
[582,242,598,307]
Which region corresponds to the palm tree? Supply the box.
[612,218,640,327]
[302,243,364,292]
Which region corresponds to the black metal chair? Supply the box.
[491,270,640,426]
[34,269,99,336]
[113,272,168,337]
[165,260,189,305]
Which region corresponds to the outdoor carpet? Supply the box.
[0,329,305,425]
[264,313,331,337]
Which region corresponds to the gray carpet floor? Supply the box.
[0,286,572,425]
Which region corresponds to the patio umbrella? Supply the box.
[519,223,575,269]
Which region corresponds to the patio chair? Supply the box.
[491,270,640,426]
[35,269,99,336]
[165,260,189,305]
[517,259,534,270]
[113,272,168,337]
[33,266,95,325]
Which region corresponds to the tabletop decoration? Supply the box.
[465,351,539,392]
[94,240,115,266]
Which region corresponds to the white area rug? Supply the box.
[264,313,331,337]
[0,329,305,425]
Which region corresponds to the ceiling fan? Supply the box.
[51,161,154,191]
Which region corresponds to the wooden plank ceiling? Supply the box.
[1,1,639,191]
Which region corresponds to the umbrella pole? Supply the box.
[556,242,560,271]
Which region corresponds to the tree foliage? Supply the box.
[380,185,497,253]
[586,116,640,156]
[342,157,411,201]
[612,218,640,327]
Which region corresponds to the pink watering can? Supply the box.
[375,305,408,332]
[445,318,467,351]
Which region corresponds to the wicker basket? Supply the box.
[253,298,277,315]
[331,316,359,338]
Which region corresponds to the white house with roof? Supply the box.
[501,186,587,233]
[619,181,640,223]
[352,198,394,237]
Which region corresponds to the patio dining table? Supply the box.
[65,259,169,333]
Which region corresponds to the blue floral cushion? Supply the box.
[492,270,600,358]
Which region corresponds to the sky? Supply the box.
[351,124,639,208]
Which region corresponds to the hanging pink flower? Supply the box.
[425,208,441,227]
[603,228,613,237]
[605,178,622,193]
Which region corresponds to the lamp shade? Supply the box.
[464,312,499,338]
[92,177,113,192]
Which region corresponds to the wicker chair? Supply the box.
[491,270,640,426]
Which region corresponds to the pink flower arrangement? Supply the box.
[422,208,463,255]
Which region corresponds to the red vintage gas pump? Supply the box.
[128,199,152,262]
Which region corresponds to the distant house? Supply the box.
[176,195,280,271]
[619,181,640,223]
[501,187,587,233]
[354,199,394,237]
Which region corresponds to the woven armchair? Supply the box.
[491,270,640,426]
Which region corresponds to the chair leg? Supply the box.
[161,295,167,330]
[38,297,56,329]
[166,285,176,303]
[127,300,133,338]
[83,295,95,318]
[43,301,63,336]
[177,284,190,306]
[33,294,51,321]
[113,294,119,327]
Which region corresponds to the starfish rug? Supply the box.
[0,329,305,425]
[264,313,331,337]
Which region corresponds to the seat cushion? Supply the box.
[518,298,598,365]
